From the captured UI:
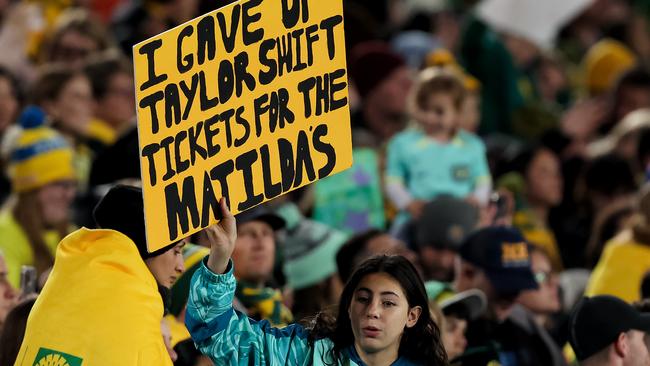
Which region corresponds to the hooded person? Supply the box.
[14,184,184,365]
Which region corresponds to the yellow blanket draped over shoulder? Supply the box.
[15,228,172,366]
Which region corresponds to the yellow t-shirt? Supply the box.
[585,230,650,303]
[0,210,60,288]
[165,314,191,348]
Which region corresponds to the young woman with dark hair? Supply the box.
[186,200,448,366]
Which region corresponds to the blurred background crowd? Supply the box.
[1,0,650,365]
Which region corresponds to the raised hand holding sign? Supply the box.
[133,0,352,252]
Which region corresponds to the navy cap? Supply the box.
[459,226,538,295]
[569,295,650,361]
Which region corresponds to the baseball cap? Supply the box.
[569,295,650,361]
[416,196,479,250]
[426,281,487,320]
[459,226,538,295]
[235,205,285,231]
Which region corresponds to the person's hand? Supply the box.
[478,190,515,228]
[406,200,425,218]
[560,99,608,142]
[205,198,237,274]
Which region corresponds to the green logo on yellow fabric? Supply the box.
[32,347,82,366]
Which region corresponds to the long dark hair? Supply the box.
[0,298,36,366]
[12,192,71,275]
[309,255,448,366]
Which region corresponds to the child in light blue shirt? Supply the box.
[386,67,491,227]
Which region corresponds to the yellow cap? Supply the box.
[583,39,637,96]
[425,49,481,92]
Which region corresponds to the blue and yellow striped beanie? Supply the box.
[8,106,75,193]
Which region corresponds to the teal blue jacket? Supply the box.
[185,260,421,366]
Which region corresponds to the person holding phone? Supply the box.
[15,185,186,365]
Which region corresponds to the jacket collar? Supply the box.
[344,345,420,366]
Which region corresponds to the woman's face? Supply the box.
[526,149,563,208]
[0,256,17,328]
[0,76,18,132]
[348,272,421,360]
[96,71,135,129]
[516,251,561,314]
[37,180,76,227]
[52,30,100,67]
[442,315,467,360]
[50,75,94,136]
[145,241,185,289]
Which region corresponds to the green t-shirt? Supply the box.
[313,148,385,234]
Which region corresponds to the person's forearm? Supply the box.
[205,225,230,274]
[385,179,413,210]
[207,251,229,274]
[202,201,236,275]
[472,181,492,206]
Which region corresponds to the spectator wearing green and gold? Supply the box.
[499,145,564,271]
[276,202,348,321]
[0,106,76,288]
[231,205,293,327]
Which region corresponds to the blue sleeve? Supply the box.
[185,260,312,365]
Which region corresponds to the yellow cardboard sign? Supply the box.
[133,0,352,252]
